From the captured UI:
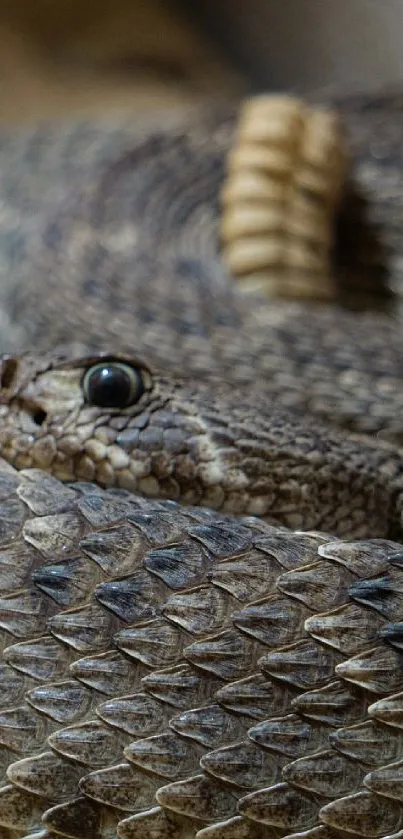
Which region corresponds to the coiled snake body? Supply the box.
[0,94,402,837]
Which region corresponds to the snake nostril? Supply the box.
[33,409,47,426]
[0,358,18,389]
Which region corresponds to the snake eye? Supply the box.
[82,361,145,409]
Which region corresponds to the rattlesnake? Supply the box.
[0,93,402,837]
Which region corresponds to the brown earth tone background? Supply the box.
[0,0,243,123]
[1,1,403,125]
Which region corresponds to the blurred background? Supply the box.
[0,0,401,122]
[194,0,403,93]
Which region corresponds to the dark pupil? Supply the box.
[87,365,134,408]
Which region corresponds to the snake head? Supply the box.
[0,350,157,478]
[0,349,242,509]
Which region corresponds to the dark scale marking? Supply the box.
[95,573,161,624]
[32,557,95,607]
[379,622,403,649]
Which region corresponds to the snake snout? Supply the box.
[0,354,50,432]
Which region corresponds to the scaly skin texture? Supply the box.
[0,350,403,538]
[0,463,401,838]
[0,93,403,837]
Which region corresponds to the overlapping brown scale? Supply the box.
[216,672,295,719]
[188,521,254,558]
[0,664,31,709]
[117,806,194,839]
[282,748,366,797]
[3,636,74,682]
[7,752,82,801]
[144,541,213,590]
[124,731,204,780]
[317,539,398,578]
[26,679,95,725]
[319,790,403,837]
[126,508,197,545]
[336,645,403,694]
[305,602,385,655]
[0,706,52,755]
[369,692,403,728]
[184,629,261,681]
[364,757,403,800]
[248,714,329,760]
[200,739,284,789]
[291,680,368,727]
[156,774,239,824]
[277,561,355,613]
[233,593,307,647]
[348,567,403,620]
[254,531,326,570]
[0,467,403,836]
[209,551,281,602]
[97,692,170,738]
[379,623,403,650]
[79,762,159,812]
[75,490,142,527]
[47,718,130,768]
[238,781,323,831]
[69,649,146,696]
[17,471,78,516]
[170,704,248,750]
[329,719,403,766]
[48,603,118,654]
[196,814,273,838]
[0,497,29,546]
[115,618,187,668]
[0,590,54,641]
[141,663,222,710]
[23,513,86,561]
[42,796,119,839]
[0,541,41,595]
[161,585,232,635]
[95,571,166,624]
[0,785,53,833]
[32,557,99,609]
[260,638,341,691]
[80,523,148,576]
